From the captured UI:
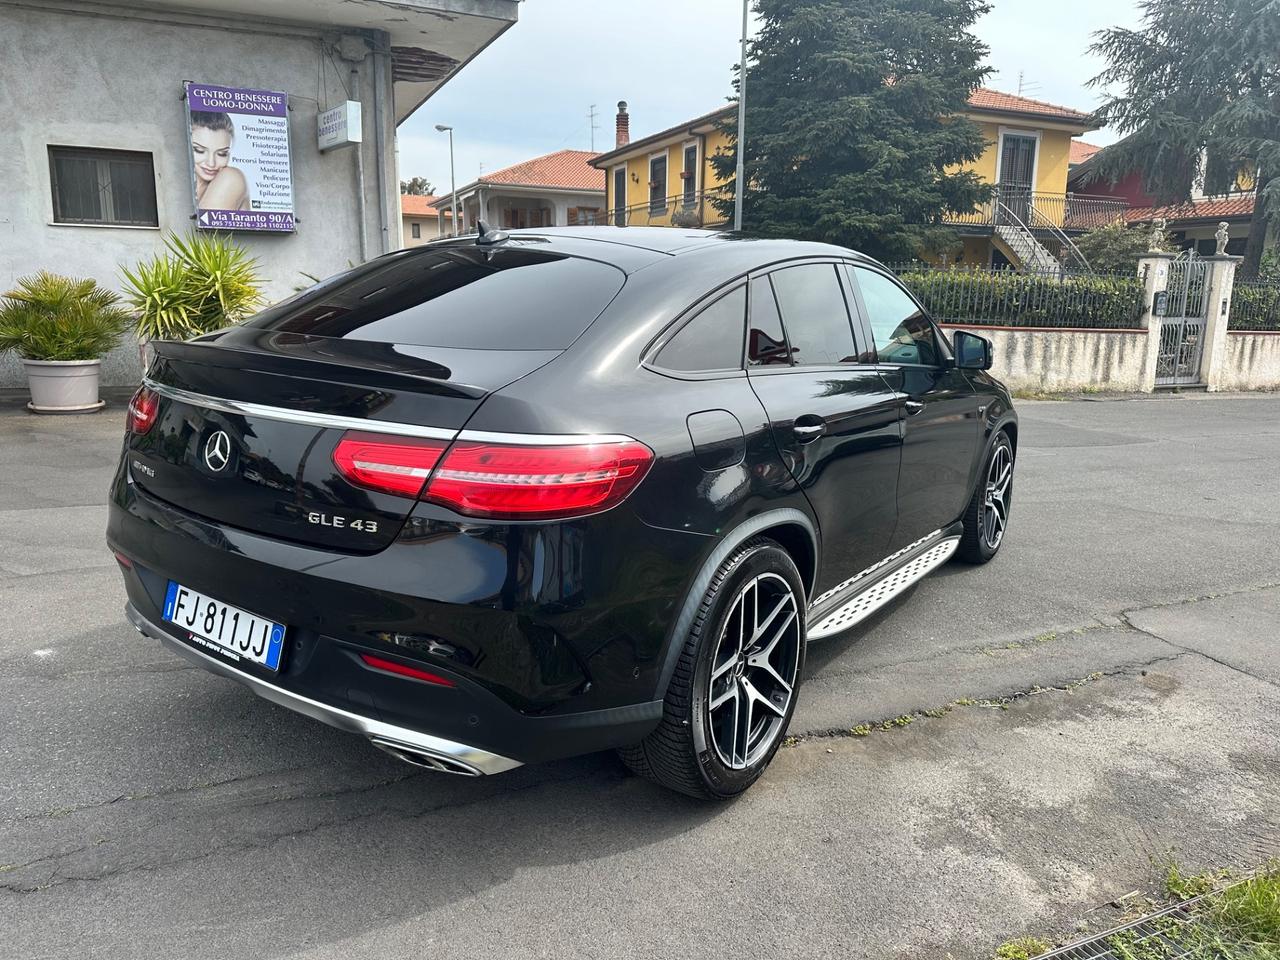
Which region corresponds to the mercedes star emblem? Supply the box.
[203,430,232,473]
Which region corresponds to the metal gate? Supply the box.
[1155,253,1209,386]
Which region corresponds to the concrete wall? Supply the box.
[1215,333,1280,391]
[941,325,1151,393]
[0,1,399,388]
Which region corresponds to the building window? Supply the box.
[649,154,667,213]
[682,143,698,207]
[411,222,422,239]
[613,167,627,226]
[48,146,158,227]
[568,207,605,226]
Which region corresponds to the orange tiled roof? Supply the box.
[401,194,451,218]
[476,149,605,191]
[1125,195,1256,224]
[1069,140,1102,165]
[966,88,1092,123]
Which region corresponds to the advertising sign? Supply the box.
[185,82,296,233]
[319,101,362,152]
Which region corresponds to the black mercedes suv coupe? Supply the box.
[109,226,1016,799]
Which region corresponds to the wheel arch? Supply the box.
[653,508,818,700]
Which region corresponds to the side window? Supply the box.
[852,267,939,366]
[747,276,791,366]
[654,286,746,372]
[769,264,858,365]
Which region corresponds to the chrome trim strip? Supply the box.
[810,527,945,611]
[807,538,959,641]
[455,428,640,446]
[143,379,459,442]
[126,604,522,776]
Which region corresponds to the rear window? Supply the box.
[242,246,625,350]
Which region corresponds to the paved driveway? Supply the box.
[3,394,1279,959]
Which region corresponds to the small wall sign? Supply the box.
[319,101,362,152]
[1152,290,1169,317]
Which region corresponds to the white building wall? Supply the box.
[0,1,400,387]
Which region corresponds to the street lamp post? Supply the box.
[733,0,748,232]
[435,124,458,235]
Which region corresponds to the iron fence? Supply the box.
[1229,279,1280,331]
[889,263,1147,329]
[607,187,732,228]
[942,187,1128,233]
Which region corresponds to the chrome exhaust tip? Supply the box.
[369,737,483,776]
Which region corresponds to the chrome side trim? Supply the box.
[455,428,640,446]
[810,527,944,610]
[126,604,522,776]
[807,537,959,641]
[143,379,459,442]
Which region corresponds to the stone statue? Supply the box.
[1149,217,1167,252]
[1215,221,1230,256]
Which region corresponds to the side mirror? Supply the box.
[954,330,993,370]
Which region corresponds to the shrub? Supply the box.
[121,232,262,341]
[898,268,1147,329]
[1230,281,1280,331]
[0,272,131,361]
[1074,221,1173,274]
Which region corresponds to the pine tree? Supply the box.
[1088,0,1279,277]
[712,0,993,261]
[401,176,435,196]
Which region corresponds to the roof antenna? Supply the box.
[475,220,510,246]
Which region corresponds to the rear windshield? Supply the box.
[242,246,625,350]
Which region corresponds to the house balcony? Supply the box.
[944,187,1128,234]
[607,186,732,229]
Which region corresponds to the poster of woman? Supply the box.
[184,82,296,233]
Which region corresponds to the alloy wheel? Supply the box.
[707,572,801,770]
[982,444,1012,550]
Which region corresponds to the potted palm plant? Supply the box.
[121,231,262,367]
[0,272,131,414]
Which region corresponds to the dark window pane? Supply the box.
[656,286,745,372]
[243,247,625,350]
[411,222,421,238]
[683,146,697,204]
[769,264,857,365]
[853,267,939,366]
[649,156,667,210]
[49,147,156,226]
[747,276,791,366]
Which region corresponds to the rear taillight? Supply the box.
[425,440,653,519]
[332,432,653,520]
[126,386,159,434]
[332,431,447,498]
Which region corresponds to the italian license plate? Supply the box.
[162,581,286,671]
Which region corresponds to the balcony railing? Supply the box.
[944,187,1128,233]
[607,186,733,229]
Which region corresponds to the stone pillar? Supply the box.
[1137,253,1175,393]
[1199,255,1242,391]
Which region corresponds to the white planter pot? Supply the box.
[22,359,105,414]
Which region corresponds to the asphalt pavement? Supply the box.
[2,393,1279,959]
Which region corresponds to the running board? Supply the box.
[806,537,960,640]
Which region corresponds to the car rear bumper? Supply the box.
[125,602,522,776]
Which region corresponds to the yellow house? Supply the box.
[591,90,1127,272]
[590,101,735,229]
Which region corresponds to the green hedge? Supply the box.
[897,268,1146,329]
[1229,282,1280,331]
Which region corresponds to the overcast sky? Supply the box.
[398,0,1145,192]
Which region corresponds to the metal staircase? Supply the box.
[993,200,1062,275]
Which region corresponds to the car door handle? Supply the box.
[904,400,925,416]
[792,420,826,443]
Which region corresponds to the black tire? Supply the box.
[619,538,807,800]
[958,431,1014,564]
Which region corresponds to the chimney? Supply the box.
[615,101,630,149]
